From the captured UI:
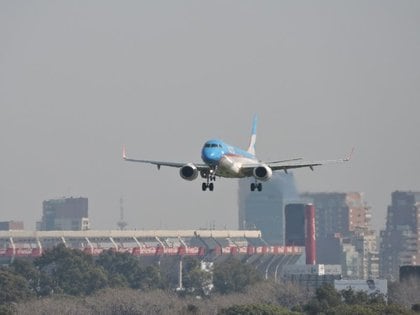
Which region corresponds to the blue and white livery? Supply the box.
[123,116,352,192]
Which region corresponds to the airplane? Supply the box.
[123,116,353,192]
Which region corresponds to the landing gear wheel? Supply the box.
[202,183,207,191]
[250,183,256,191]
[257,183,263,191]
[209,183,214,191]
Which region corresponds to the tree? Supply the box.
[389,278,420,308]
[0,268,33,304]
[96,250,142,288]
[181,256,212,296]
[304,283,341,315]
[213,257,262,294]
[96,250,164,290]
[138,265,164,290]
[10,259,41,294]
[327,303,414,315]
[34,244,108,295]
[341,288,369,305]
[218,303,299,315]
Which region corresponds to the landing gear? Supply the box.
[250,182,263,192]
[202,182,214,191]
[201,169,216,192]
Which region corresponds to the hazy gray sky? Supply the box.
[1,1,419,232]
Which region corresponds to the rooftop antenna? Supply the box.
[117,197,128,230]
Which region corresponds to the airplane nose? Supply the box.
[208,151,217,159]
[202,148,220,165]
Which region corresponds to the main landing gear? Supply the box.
[202,182,214,191]
[202,170,216,191]
[250,182,263,192]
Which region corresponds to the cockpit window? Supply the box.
[205,143,222,148]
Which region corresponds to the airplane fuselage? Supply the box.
[201,139,257,178]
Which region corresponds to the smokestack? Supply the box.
[305,204,316,265]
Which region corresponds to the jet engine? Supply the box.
[253,164,273,181]
[179,163,199,181]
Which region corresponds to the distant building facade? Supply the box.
[0,221,24,231]
[380,191,420,280]
[37,197,90,231]
[238,173,299,244]
[301,192,371,238]
[302,192,378,279]
[283,264,342,289]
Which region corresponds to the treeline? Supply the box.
[0,244,419,314]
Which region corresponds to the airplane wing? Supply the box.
[243,149,354,173]
[122,146,210,170]
[270,148,354,171]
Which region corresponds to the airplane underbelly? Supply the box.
[216,156,250,178]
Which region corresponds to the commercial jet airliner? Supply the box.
[123,116,352,192]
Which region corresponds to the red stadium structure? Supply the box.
[305,204,316,265]
[0,229,304,280]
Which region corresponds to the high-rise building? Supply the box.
[0,221,24,231]
[238,173,299,244]
[380,191,420,280]
[302,192,377,279]
[301,192,371,238]
[352,228,380,280]
[37,197,90,231]
[285,203,306,246]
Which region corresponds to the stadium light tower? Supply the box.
[117,197,128,231]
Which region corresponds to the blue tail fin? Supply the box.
[247,115,258,155]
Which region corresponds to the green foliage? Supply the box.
[10,259,39,285]
[2,245,419,314]
[218,303,299,315]
[138,265,163,290]
[96,250,142,288]
[34,243,108,296]
[326,303,379,315]
[96,250,164,290]
[0,267,34,304]
[341,288,369,305]
[315,283,342,307]
[181,256,212,296]
[304,283,412,315]
[0,304,15,315]
[339,287,387,306]
[213,256,262,294]
[325,304,413,315]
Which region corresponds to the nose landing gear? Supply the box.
[201,169,216,192]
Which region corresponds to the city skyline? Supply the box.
[1,2,420,232]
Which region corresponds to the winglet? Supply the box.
[247,115,258,155]
[122,145,127,160]
[344,147,355,161]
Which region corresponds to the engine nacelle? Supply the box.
[253,164,273,181]
[179,163,199,181]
